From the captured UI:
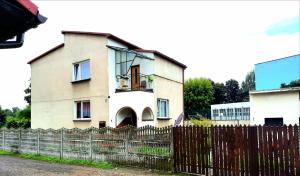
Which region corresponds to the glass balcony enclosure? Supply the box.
[107,45,154,92]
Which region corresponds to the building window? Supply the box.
[242,107,250,120]
[212,109,219,120]
[115,50,135,76]
[219,109,226,120]
[265,118,283,126]
[227,108,234,120]
[73,60,90,81]
[157,98,169,118]
[75,101,91,119]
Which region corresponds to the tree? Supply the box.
[241,70,255,101]
[0,106,6,127]
[24,82,31,105]
[281,79,300,88]
[184,78,214,118]
[5,106,31,129]
[212,82,226,104]
[225,79,241,103]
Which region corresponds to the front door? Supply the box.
[131,65,140,90]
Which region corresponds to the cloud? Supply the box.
[266,16,300,36]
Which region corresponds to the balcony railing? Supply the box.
[116,74,154,92]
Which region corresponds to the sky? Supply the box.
[0,1,299,109]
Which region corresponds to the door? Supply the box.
[131,65,140,90]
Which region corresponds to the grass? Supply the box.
[0,150,113,169]
[137,146,170,157]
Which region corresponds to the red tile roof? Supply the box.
[28,31,186,68]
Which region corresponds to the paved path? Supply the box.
[0,156,169,176]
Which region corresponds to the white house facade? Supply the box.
[250,88,300,126]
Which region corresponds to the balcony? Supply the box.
[116,74,154,93]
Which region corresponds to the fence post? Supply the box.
[89,129,92,160]
[60,128,64,159]
[170,126,175,172]
[19,129,22,153]
[125,138,129,161]
[37,129,40,155]
[2,129,5,150]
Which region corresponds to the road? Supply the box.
[0,156,167,176]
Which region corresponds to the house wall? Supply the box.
[31,34,109,129]
[255,54,300,91]
[154,56,184,127]
[250,91,300,125]
[107,42,155,127]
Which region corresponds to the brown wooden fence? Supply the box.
[174,125,300,176]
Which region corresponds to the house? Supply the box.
[28,31,186,129]
[211,102,250,125]
[250,54,300,125]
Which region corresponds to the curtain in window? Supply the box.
[82,102,90,118]
[76,102,81,119]
[74,64,80,80]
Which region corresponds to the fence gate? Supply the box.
[173,126,211,175]
[173,125,300,176]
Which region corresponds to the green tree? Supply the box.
[281,79,300,88]
[24,82,31,105]
[225,79,241,103]
[184,78,214,118]
[4,106,31,129]
[0,106,6,127]
[212,82,226,104]
[241,70,255,101]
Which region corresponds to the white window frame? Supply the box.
[157,98,169,118]
[72,60,90,81]
[74,100,91,120]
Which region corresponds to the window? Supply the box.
[212,109,219,120]
[115,50,135,76]
[219,109,226,120]
[227,108,234,120]
[157,99,169,118]
[265,118,283,126]
[75,101,91,119]
[242,107,250,120]
[73,60,90,81]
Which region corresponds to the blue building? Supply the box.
[255,54,300,91]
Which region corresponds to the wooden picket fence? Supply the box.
[173,125,300,176]
[0,125,172,171]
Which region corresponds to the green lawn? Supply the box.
[0,150,113,169]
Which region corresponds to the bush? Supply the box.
[190,116,212,127]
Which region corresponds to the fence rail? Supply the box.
[0,125,173,171]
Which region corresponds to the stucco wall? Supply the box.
[154,55,183,83]
[250,91,300,125]
[31,34,109,129]
[153,76,184,127]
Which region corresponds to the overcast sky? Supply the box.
[0,1,299,109]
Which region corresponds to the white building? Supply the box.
[211,102,250,125]
[250,88,300,126]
